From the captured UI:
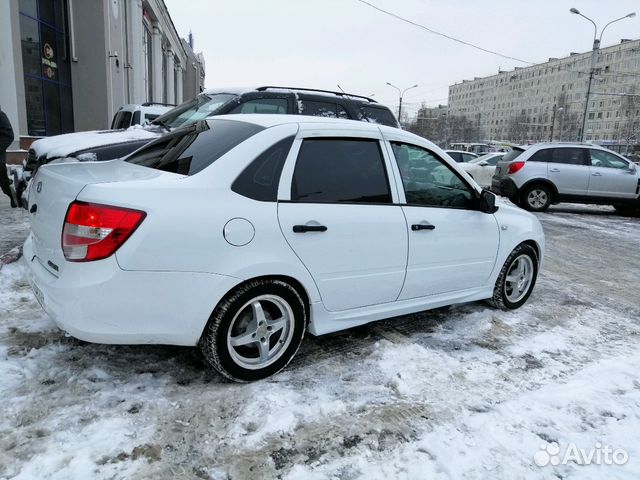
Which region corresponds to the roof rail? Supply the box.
[141,102,176,107]
[256,86,377,103]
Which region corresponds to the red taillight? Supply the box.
[507,161,525,175]
[62,201,146,262]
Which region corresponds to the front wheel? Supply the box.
[487,244,538,310]
[521,184,552,212]
[200,279,306,382]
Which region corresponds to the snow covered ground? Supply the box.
[1,204,639,479]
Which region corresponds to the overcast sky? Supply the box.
[163,0,639,117]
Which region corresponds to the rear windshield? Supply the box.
[502,148,525,162]
[152,93,237,129]
[360,106,399,127]
[125,119,264,175]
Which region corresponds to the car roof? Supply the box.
[206,113,420,139]
[209,113,366,127]
[201,86,378,103]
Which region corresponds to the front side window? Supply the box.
[230,98,288,114]
[590,149,629,169]
[126,119,264,176]
[153,93,236,129]
[549,148,587,166]
[391,142,474,209]
[291,138,391,203]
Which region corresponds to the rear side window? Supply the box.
[549,148,587,165]
[502,148,524,162]
[291,138,391,203]
[527,149,552,162]
[125,119,264,175]
[360,106,398,127]
[232,136,295,201]
[299,100,348,119]
[230,98,288,114]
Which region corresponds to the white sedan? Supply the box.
[24,115,544,381]
[460,152,505,188]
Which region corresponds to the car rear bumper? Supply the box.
[491,177,519,199]
[23,234,241,346]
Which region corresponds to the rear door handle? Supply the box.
[293,224,327,233]
[411,223,436,231]
[592,172,602,176]
[549,168,560,173]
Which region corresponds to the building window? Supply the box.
[19,0,74,136]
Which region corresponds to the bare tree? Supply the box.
[447,114,475,144]
[555,92,580,141]
[621,85,640,154]
[407,104,448,147]
[507,112,529,143]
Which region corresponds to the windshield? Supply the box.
[152,93,237,129]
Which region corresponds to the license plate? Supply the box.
[32,282,45,308]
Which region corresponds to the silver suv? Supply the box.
[491,143,640,215]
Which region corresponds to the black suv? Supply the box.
[15,87,399,206]
[152,86,400,130]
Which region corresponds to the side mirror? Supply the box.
[628,162,637,173]
[479,161,489,166]
[479,189,499,214]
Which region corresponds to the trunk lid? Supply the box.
[28,161,164,276]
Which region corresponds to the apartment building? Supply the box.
[448,38,640,152]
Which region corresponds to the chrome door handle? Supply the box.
[549,168,560,173]
[591,172,602,176]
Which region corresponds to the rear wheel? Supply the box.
[200,279,306,382]
[487,244,538,310]
[521,184,552,212]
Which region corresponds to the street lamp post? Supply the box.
[386,82,418,124]
[570,8,636,142]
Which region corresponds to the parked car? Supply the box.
[460,153,505,187]
[444,150,479,163]
[24,115,544,381]
[491,142,640,214]
[13,86,399,207]
[110,103,174,129]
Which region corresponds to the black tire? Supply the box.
[487,243,538,310]
[200,279,306,382]
[520,184,552,212]
[613,204,640,217]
